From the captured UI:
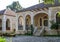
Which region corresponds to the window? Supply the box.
[6,19,10,30]
[18,24,23,30]
[18,16,23,30]
[44,20,48,26]
[40,18,42,26]
[56,13,60,24]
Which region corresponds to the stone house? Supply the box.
[0,0,60,35]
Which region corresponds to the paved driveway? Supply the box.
[6,36,60,42]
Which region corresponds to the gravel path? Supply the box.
[5,36,60,42]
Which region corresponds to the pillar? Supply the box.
[48,8,52,29]
[31,16,33,25]
[16,15,18,32]
[23,16,26,31]
[2,15,6,32]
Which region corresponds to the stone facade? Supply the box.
[0,6,60,35]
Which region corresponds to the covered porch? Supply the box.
[34,13,48,30]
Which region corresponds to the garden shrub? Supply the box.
[30,24,34,35]
[0,37,6,42]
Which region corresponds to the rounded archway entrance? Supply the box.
[25,15,31,30]
[6,19,10,30]
[34,13,48,28]
[18,16,24,30]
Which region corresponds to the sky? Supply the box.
[0,0,43,10]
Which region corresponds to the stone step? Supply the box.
[34,27,45,36]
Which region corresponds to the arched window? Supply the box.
[26,15,31,30]
[18,16,23,30]
[6,19,10,30]
[56,13,60,24]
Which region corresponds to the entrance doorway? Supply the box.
[34,13,48,28]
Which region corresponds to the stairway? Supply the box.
[33,26,44,36]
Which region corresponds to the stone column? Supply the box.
[2,15,6,32]
[48,8,52,29]
[31,16,34,25]
[16,15,18,33]
[23,16,26,31]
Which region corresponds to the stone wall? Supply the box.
[6,15,16,32]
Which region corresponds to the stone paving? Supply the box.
[5,36,60,42]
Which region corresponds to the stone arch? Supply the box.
[0,19,2,30]
[33,11,48,17]
[6,19,10,30]
[54,11,59,22]
[34,13,48,28]
[18,16,24,30]
[25,15,31,30]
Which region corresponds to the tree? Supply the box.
[43,0,60,17]
[7,1,23,12]
[39,0,40,3]
[59,0,60,2]
[43,0,54,4]
[43,0,60,4]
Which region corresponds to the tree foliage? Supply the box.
[57,12,60,17]
[59,0,60,2]
[43,0,60,4]
[7,1,23,12]
[43,0,60,17]
[43,0,54,4]
[39,0,40,3]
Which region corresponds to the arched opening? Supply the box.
[26,15,31,30]
[0,19,2,30]
[56,13,60,24]
[18,16,24,30]
[34,13,48,28]
[6,19,10,30]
